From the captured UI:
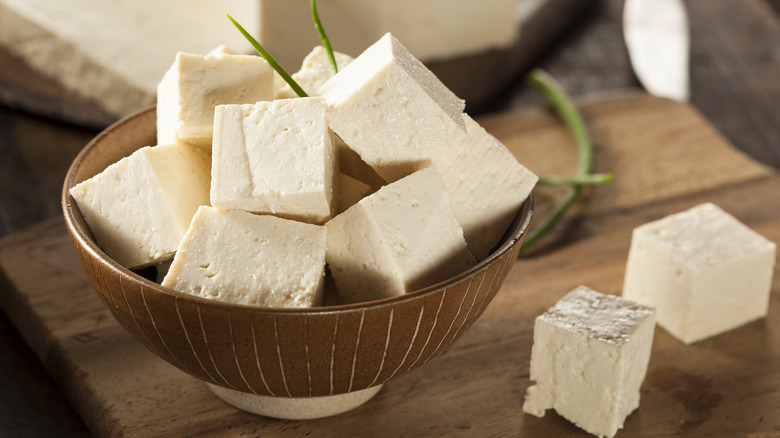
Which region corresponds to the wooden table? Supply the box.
[1,1,778,436]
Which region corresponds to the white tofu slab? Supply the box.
[623,202,776,344]
[156,48,275,148]
[326,166,477,304]
[162,206,327,308]
[211,97,337,224]
[435,114,538,260]
[524,286,656,438]
[318,32,467,183]
[69,143,211,268]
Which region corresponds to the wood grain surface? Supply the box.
[1,93,778,437]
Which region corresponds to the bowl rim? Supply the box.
[62,105,534,316]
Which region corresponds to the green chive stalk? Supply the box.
[227,14,308,98]
[311,0,338,75]
[519,70,614,255]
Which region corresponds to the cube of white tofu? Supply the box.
[335,135,386,190]
[337,173,372,214]
[523,286,656,438]
[326,166,477,303]
[623,202,776,344]
[318,32,467,183]
[162,206,327,308]
[211,97,337,224]
[435,115,538,260]
[69,143,211,268]
[276,46,354,99]
[156,48,275,148]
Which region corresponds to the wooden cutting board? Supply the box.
[1,93,779,437]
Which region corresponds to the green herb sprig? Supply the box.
[311,0,338,75]
[227,14,308,98]
[519,69,614,255]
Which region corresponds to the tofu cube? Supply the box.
[523,286,656,438]
[156,48,275,148]
[326,166,477,303]
[435,115,538,260]
[623,202,776,344]
[317,32,467,183]
[276,46,354,99]
[162,206,327,308]
[69,143,211,268]
[210,97,337,224]
[336,135,386,190]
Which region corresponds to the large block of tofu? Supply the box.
[211,97,337,224]
[162,206,327,308]
[318,32,467,183]
[156,47,275,148]
[69,143,211,268]
[523,286,656,438]
[275,46,354,99]
[326,166,477,303]
[0,0,252,118]
[623,202,776,344]
[435,115,538,260]
[250,0,517,70]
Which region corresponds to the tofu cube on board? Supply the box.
[326,166,477,304]
[68,143,211,268]
[435,114,538,260]
[210,97,337,225]
[318,32,468,183]
[162,206,327,308]
[156,47,275,148]
[276,46,354,99]
[524,286,656,438]
[623,202,776,344]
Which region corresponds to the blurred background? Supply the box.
[1,0,779,435]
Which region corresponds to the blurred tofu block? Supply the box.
[68,143,211,268]
[162,206,327,308]
[623,202,776,344]
[0,0,252,118]
[157,46,275,149]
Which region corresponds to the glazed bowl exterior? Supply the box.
[62,106,533,398]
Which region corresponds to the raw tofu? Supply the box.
[211,97,336,224]
[162,206,326,308]
[326,166,477,303]
[623,202,776,344]
[318,32,467,183]
[337,173,372,214]
[69,143,211,268]
[0,0,252,118]
[157,48,275,148]
[523,286,656,438]
[435,115,538,260]
[248,0,518,70]
[335,135,386,190]
[276,46,354,99]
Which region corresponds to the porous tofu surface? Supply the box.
[326,166,477,304]
[210,97,336,224]
[435,114,537,260]
[524,286,656,438]
[69,143,211,268]
[318,33,467,183]
[156,48,275,148]
[623,202,776,344]
[162,206,327,308]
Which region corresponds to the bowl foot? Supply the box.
[206,383,384,420]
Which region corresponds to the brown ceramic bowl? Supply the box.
[62,106,533,402]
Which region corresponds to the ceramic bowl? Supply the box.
[61,106,533,417]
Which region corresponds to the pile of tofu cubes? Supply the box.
[69,33,538,308]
